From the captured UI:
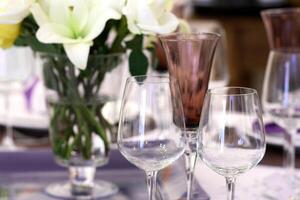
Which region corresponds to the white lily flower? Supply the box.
[105,0,126,16]
[0,0,33,24]
[123,0,179,35]
[31,0,124,70]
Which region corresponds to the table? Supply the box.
[0,130,296,200]
[196,161,296,200]
[0,149,209,200]
[194,143,300,200]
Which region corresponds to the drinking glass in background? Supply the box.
[189,20,230,89]
[0,46,34,150]
[199,87,266,200]
[159,33,219,200]
[261,8,300,185]
[118,76,186,200]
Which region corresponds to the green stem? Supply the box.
[111,17,129,53]
[78,105,109,154]
[74,107,92,160]
[45,55,114,161]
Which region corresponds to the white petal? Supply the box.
[0,0,33,24]
[136,1,158,26]
[63,42,92,70]
[71,0,89,34]
[36,23,74,43]
[30,3,49,26]
[126,19,142,34]
[104,0,125,17]
[165,0,174,12]
[49,0,70,26]
[84,7,119,40]
[147,0,165,21]
[123,0,140,34]
[138,13,179,34]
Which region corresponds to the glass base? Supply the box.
[45,181,118,199]
[0,136,24,151]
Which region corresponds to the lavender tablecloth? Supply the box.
[0,149,209,200]
[0,149,135,173]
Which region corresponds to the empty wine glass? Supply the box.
[261,8,300,188]
[198,87,266,200]
[118,75,186,200]
[159,32,220,200]
[0,46,34,150]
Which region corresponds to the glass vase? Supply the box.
[38,53,126,199]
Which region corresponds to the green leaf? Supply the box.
[15,36,60,54]
[126,35,143,50]
[129,50,148,76]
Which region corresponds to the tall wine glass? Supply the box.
[0,46,34,150]
[159,33,220,200]
[199,87,266,200]
[118,75,186,200]
[261,8,300,187]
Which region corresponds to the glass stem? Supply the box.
[185,130,198,200]
[226,177,236,200]
[185,150,197,200]
[146,171,158,200]
[283,129,296,179]
[2,90,14,147]
[69,166,95,197]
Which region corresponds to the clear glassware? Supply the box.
[39,53,124,199]
[261,8,300,184]
[0,46,34,150]
[45,98,118,199]
[118,75,186,200]
[159,33,220,200]
[199,87,266,200]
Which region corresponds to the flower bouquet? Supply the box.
[0,0,181,198]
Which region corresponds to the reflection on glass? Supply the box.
[199,87,266,200]
[118,75,186,200]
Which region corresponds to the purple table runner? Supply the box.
[0,149,209,200]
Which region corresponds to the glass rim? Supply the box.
[158,32,221,42]
[207,87,258,96]
[125,75,178,84]
[261,7,300,17]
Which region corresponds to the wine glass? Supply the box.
[0,46,34,150]
[198,87,266,200]
[118,75,186,200]
[159,32,220,200]
[261,8,300,189]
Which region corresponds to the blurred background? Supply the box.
[183,0,300,94]
[1,0,299,150]
[0,1,299,199]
